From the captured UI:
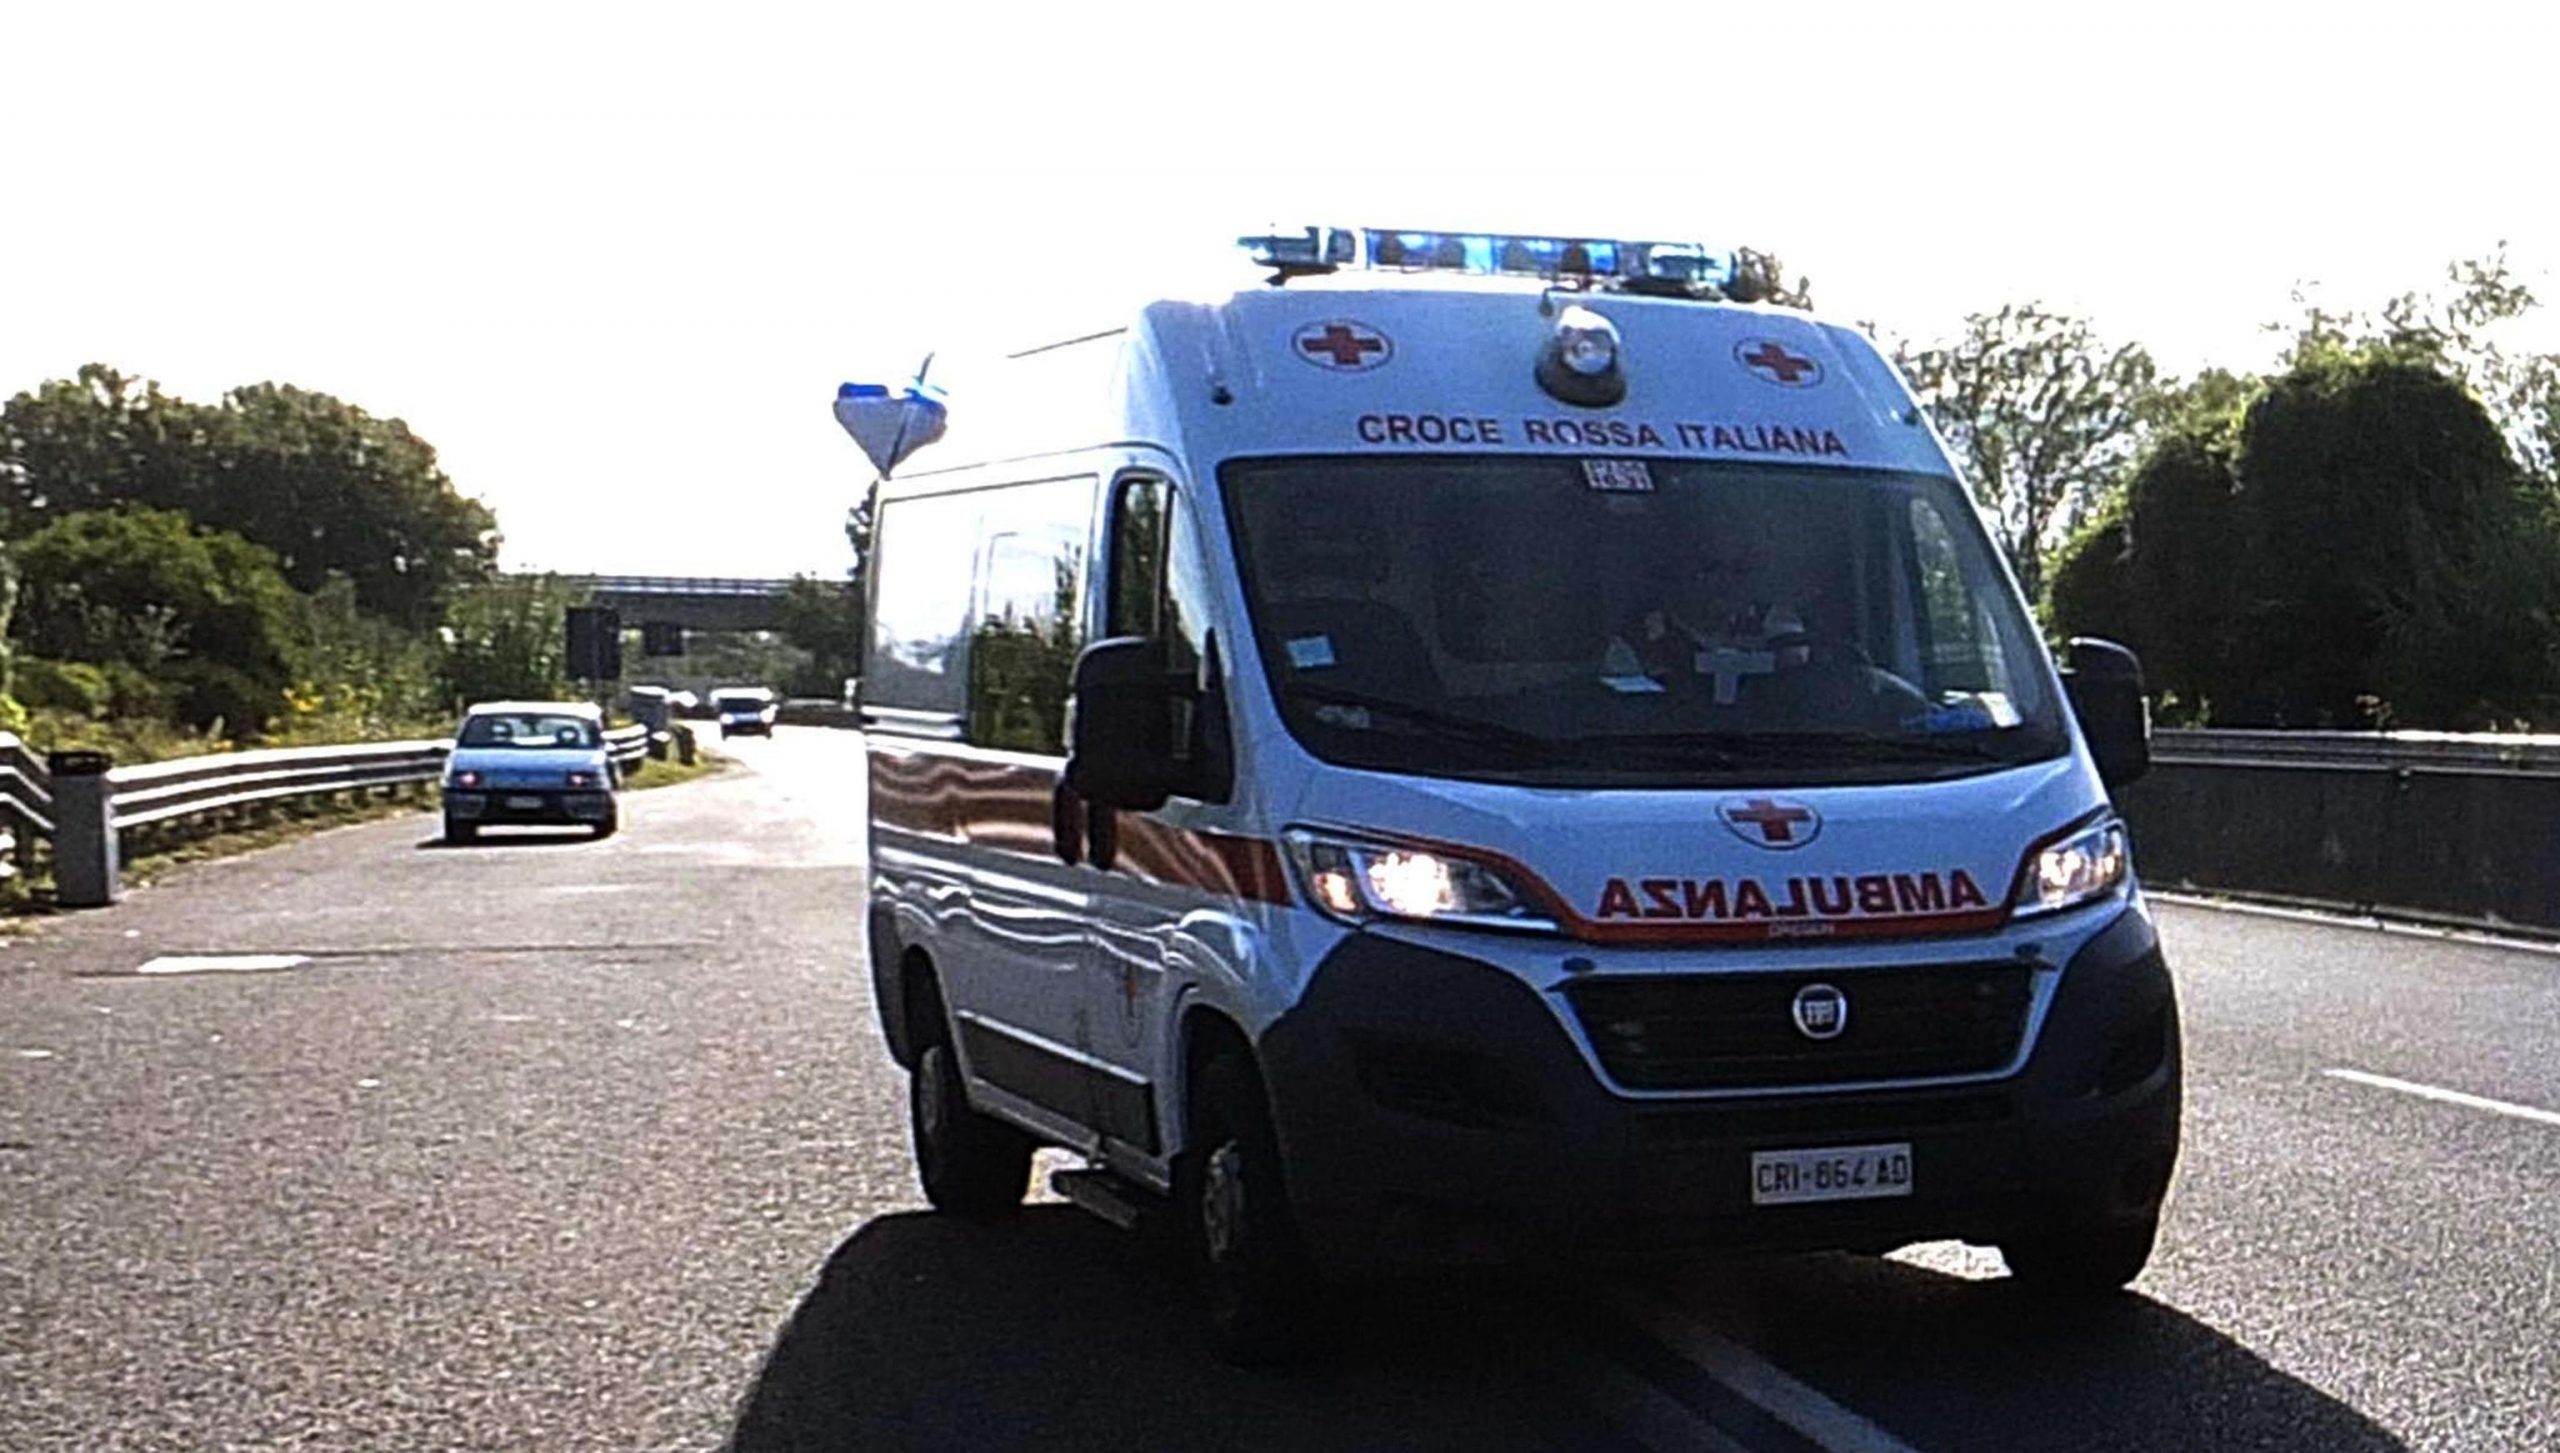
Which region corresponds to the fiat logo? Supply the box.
[1791,983,1849,1041]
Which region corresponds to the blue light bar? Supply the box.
[1238,225,1737,289]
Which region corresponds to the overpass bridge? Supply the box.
[549,574,803,633]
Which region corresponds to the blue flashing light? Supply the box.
[1239,226,1358,272]
[834,378,949,477]
[1241,225,1737,289]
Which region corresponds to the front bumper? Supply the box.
[444,789,615,824]
[1255,906,2180,1275]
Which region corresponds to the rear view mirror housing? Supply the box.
[1066,637,1180,811]
[2062,637,2151,789]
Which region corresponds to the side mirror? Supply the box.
[2062,637,2151,789]
[1066,637,1179,811]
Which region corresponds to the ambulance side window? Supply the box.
[1108,479,1170,639]
[1106,475,1227,799]
[866,490,981,719]
[965,475,1093,754]
[1108,476,1204,673]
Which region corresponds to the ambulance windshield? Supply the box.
[1223,456,2068,787]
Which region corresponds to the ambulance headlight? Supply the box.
[1283,829,1558,933]
[1536,305,1626,407]
[2014,819,2130,917]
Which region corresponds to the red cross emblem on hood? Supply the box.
[1295,321,1392,371]
[1736,339,1822,387]
[1721,796,1822,849]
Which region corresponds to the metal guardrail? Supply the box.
[1,733,55,885]
[605,722,651,773]
[2151,727,2560,774]
[6,722,657,905]
[110,740,450,830]
[2125,726,2560,938]
[1,732,54,837]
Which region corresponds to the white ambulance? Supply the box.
[840,227,2179,1362]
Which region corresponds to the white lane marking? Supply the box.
[1604,1288,1924,1453]
[1583,1358,1753,1453]
[15,1049,55,1060]
[545,883,634,896]
[1884,1239,2008,1281]
[137,953,311,976]
[2325,1068,2560,1128]
[2151,892,2560,958]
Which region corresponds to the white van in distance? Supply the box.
[839,227,2177,1362]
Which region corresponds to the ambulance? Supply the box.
[838,227,2179,1362]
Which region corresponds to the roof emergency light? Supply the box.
[1239,225,1738,292]
[1536,305,1626,407]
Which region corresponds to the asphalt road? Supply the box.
[4,727,2554,1451]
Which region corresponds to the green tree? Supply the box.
[436,575,583,710]
[1896,304,2159,603]
[0,366,499,627]
[2046,432,2245,722]
[0,367,208,537]
[2048,354,2560,729]
[8,508,306,736]
[2280,250,2560,483]
[0,539,21,735]
[775,575,865,697]
[281,575,445,739]
[201,383,498,628]
[1728,248,1814,309]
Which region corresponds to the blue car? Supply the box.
[440,701,619,844]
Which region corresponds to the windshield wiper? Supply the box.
[1283,683,1564,762]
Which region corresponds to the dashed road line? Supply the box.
[1599,1286,1925,1453]
[2325,1067,2560,1128]
[136,953,311,975]
[1581,1356,1756,1453]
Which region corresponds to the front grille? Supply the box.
[1564,963,2034,1092]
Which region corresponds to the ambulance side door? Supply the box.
[937,475,1106,1149]
[1075,467,1249,1175]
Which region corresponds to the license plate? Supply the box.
[1750,1143,1914,1206]
[504,795,544,810]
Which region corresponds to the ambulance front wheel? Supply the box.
[909,1013,1033,1217]
[1188,1049,1322,1366]
[1999,1208,2160,1295]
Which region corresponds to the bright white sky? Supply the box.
[8,1,2556,577]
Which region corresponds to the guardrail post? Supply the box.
[49,750,118,908]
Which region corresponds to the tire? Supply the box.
[909,1009,1034,1217]
[443,818,477,845]
[2000,1210,2160,1295]
[1187,1050,1322,1366]
[592,809,619,840]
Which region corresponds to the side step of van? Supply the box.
[1050,1166,1156,1232]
